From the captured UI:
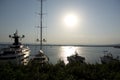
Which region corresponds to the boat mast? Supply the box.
[40,0,43,50]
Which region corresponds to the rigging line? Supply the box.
[40,0,43,50]
[43,17,48,52]
[42,0,48,52]
[34,27,38,54]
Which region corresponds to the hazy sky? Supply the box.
[0,0,120,45]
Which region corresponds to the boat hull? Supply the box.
[0,47,30,65]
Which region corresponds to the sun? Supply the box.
[64,13,78,27]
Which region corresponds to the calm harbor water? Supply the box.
[29,45,120,64]
[1,44,120,64]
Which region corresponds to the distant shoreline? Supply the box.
[0,43,116,47]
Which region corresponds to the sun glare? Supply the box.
[64,13,78,27]
[60,46,78,64]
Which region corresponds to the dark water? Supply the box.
[1,44,120,64]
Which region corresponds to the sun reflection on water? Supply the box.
[60,46,79,64]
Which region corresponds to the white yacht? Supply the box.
[67,52,85,63]
[100,51,119,64]
[0,30,30,65]
[30,50,49,64]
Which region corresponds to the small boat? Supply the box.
[0,30,30,65]
[100,51,119,64]
[67,51,85,63]
[114,45,120,48]
[30,0,49,64]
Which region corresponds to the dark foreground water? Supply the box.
[1,44,120,64]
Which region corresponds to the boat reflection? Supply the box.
[60,46,79,64]
[23,51,30,65]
